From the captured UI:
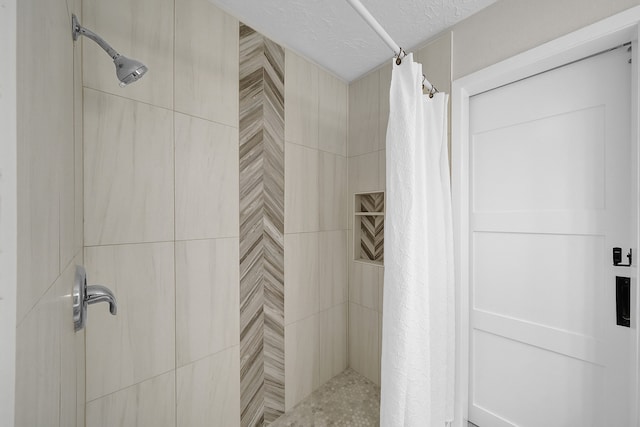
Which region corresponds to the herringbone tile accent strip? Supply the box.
[360,194,384,261]
[239,23,285,427]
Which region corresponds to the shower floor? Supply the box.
[271,368,381,426]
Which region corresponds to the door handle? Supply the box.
[616,276,631,328]
[613,247,632,267]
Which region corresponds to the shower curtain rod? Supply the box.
[345,0,437,94]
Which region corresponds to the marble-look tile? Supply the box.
[76,328,86,427]
[82,0,174,109]
[60,255,84,427]
[379,149,386,191]
[285,233,319,325]
[318,70,347,156]
[239,24,286,425]
[176,346,241,427]
[86,371,175,427]
[285,50,319,148]
[349,303,381,385]
[349,261,381,311]
[15,275,61,427]
[16,0,73,321]
[318,231,348,311]
[175,113,239,240]
[378,267,385,313]
[84,89,174,246]
[379,63,392,150]
[73,25,84,258]
[85,242,175,401]
[284,314,320,411]
[349,151,381,196]
[285,142,319,233]
[318,304,348,385]
[348,70,380,156]
[272,369,380,427]
[175,0,238,126]
[319,151,348,232]
[175,238,239,367]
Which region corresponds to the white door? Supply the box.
[467,45,637,427]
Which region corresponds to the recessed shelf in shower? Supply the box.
[353,191,384,265]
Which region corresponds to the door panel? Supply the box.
[468,45,636,427]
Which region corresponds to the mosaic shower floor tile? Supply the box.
[271,368,380,427]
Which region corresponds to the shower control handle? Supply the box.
[73,266,118,331]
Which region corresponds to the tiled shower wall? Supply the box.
[81,0,348,425]
[346,33,453,386]
[14,0,85,426]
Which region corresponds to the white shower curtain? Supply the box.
[380,53,454,427]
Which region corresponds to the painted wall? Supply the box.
[0,1,17,425]
[14,0,85,426]
[82,0,348,425]
[452,0,640,79]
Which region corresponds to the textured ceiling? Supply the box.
[210,0,496,81]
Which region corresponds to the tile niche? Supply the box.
[353,192,384,265]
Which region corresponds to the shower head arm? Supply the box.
[72,14,120,60]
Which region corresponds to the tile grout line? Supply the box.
[172,0,178,425]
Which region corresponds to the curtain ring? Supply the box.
[428,85,437,99]
[395,48,406,65]
[421,74,426,91]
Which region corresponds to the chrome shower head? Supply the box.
[72,14,148,87]
[114,55,148,87]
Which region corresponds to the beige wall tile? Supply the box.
[175,238,240,367]
[318,304,348,385]
[348,302,380,385]
[86,371,176,427]
[284,314,320,411]
[175,0,238,127]
[15,276,61,427]
[176,346,240,427]
[378,63,392,150]
[285,142,319,233]
[348,70,379,157]
[85,242,175,401]
[318,70,348,156]
[82,0,174,108]
[348,151,381,196]
[378,149,386,191]
[284,232,319,325]
[175,113,239,240]
[319,231,348,311]
[319,151,348,231]
[349,261,381,311]
[59,256,84,427]
[16,0,73,321]
[285,51,319,148]
[84,89,174,246]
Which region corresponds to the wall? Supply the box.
[14,0,85,425]
[82,0,240,425]
[283,50,349,410]
[0,1,17,425]
[346,33,452,386]
[452,0,640,78]
[82,0,348,425]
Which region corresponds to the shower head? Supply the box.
[71,14,148,87]
[114,55,148,87]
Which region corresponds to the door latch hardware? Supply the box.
[616,276,631,327]
[613,247,632,267]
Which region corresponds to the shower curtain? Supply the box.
[380,53,454,427]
